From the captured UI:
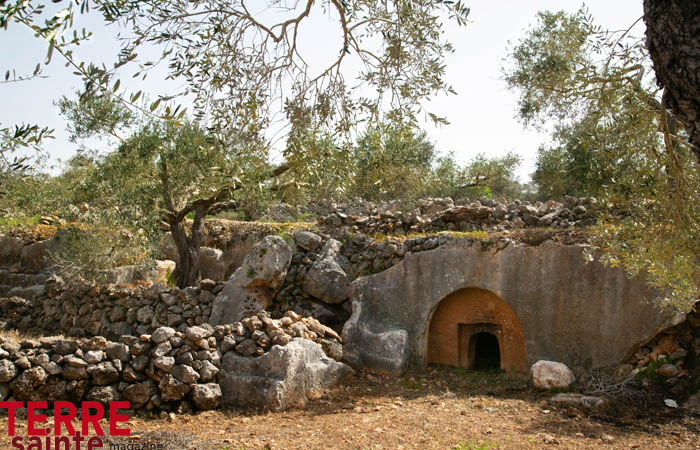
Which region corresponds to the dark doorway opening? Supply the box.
[471,332,500,371]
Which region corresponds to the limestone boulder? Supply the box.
[210,236,292,325]
[294,231,323,251]
[303,239,350,305]
[342,321,410,374]
[532,360,575,389]
[220,338,353,410]
[190,383,222,410]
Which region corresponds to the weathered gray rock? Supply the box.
[0,360,18,382]
[92,362,120,386]
[342,323,410,374]
[199,360,219,382]
[235,339,259,357]
[54,340,79,355]
[152,326,176,344]
[153,356,175,372]
[190,383,222,410]
[318,338,343,362]
[105,343,130,362]
[85,385,120,404]
[220,338,352,410]
[172,364,200,384]
[294,231,323,251]
[185,326,211,340]
[159,374,191,401]
[10,366,47,400]
[532,361,575,389]
[303,239,349,305]
[61,365,88,380]
[122,380,157,408]
[84,350,104,364]
[210,236,293,325]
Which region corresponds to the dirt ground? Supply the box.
[2,368,697,450]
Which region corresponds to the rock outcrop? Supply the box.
[343,240,683,374]
[210,236,292,325]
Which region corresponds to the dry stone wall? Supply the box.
[0,308,346,412]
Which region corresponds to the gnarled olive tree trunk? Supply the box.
[168,207,207,289]
[643,0,700,164]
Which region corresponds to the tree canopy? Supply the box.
[504,8,699,311]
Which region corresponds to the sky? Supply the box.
[0,0,646,181]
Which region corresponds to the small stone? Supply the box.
[199,360,219,382]
[657,364,679,378]
[84,351,104,365]
[0,360,18,382]
[189,383,222,410]
[172,364,200,383]
[105,343,131,362]
[92,362,120,386]
[242,316,263,332]
[235,339,259,357]
[152,327,177,344]
[185,326,211,340]
[153,356,175,372]
[159,374,190,401]
[152,342,172,358]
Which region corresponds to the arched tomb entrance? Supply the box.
[427,287,526,372]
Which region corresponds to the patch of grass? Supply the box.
[0,215,41,229]
[247,266,256,278]
[165,268,177,287]
[446,230,489,240]
[276,231,296,249]
[637,358,672,381]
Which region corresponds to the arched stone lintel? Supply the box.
[423,286,527,373]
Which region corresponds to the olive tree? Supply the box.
[504,9,699,311]
[60,93,281,287]
[2,0,470,286]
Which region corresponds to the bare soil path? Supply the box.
[1,368,698,450]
